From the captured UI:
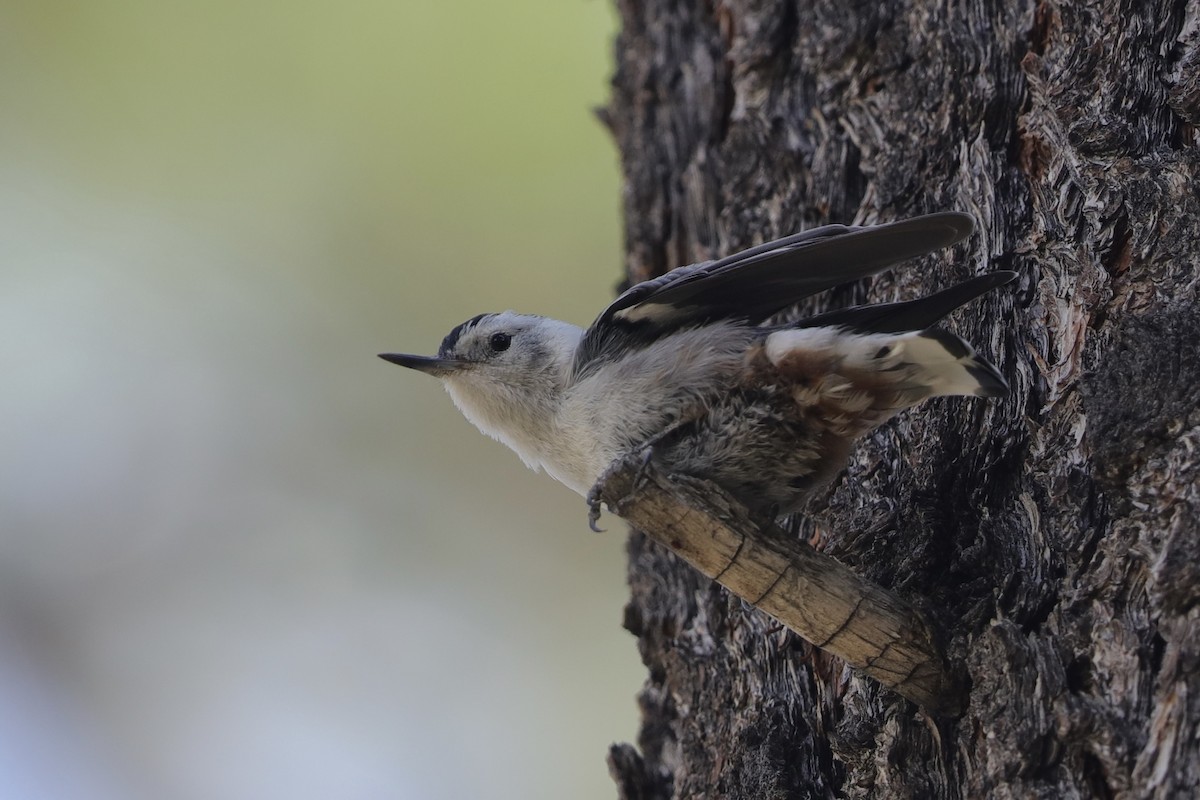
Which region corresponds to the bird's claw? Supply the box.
[631,446,655,491]
[585,446,656,532]
[586,483,606,532]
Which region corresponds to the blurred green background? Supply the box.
[0,2,644,799]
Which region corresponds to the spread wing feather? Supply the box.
[574,212,979,374]
[791,271,1018,334]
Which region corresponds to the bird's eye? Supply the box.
[489,332,512,353]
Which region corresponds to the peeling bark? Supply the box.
[602,1,1200,798]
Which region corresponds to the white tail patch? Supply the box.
[765,326,1007,399]
[891,330,1006,397]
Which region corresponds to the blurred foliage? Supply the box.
[0,3,640,800]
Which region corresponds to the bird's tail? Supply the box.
[763,324,1008,436]
[885,328,1009,398]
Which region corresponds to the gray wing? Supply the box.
[574,212,976,374]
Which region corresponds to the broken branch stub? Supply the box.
[597,461,965,714]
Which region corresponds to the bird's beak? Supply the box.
[378,353,466,377]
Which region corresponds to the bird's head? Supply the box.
[380,312,582,456]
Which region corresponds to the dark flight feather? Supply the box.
[792,271,1018,334]
[574,212,985,374]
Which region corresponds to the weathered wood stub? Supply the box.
[596,461,966,714]
[600,1,1200,798]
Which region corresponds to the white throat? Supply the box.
[443,317,583,478]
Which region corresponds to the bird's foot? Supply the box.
[585,483,606,533]
[587,447,656,532]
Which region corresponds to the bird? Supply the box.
[380,212,1014,528]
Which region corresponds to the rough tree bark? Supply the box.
[600,1,1200,798]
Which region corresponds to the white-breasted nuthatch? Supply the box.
[381,212,1014,525]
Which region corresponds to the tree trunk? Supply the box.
[602,1,1200,798]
